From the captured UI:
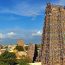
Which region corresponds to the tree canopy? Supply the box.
[18,58,30,65]
[0,51,17,65]
[0,51,16,59]
[15,46,24,51]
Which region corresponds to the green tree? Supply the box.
[15,46,24,51]
[0,51,16,59]
[18,59,30,65]
[0,51,17,65]
[25,46,28,51]
[0,61,9,65]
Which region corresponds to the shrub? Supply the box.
[15,46,24,51]
[18,59,30,65]
[0,61,9,65]
[25,46,28,51]
[0,51,17,65]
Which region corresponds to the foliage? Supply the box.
[15,46,24,51]
[0,61,9,65]
[24,57,32,63]
[0,51,31,65]
[36,44,41,49]
[0,60,17,65]
[0,51,16,59]
[18,58,30,65]
[0,51,17,65]
[25,46,28,51]
[7,59,17,65]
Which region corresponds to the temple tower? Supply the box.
[42,4,65,65]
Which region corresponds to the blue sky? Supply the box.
[0,0,65,44]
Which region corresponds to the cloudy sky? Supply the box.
[0,0,65,44]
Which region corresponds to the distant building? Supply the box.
[7,45,16,52]
[27,44,36,62]
[0,49,6,55]
[17,39,24,47]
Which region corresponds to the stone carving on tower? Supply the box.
[42,3,65,65]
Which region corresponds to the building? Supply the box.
[27,44,35,62]
[42,4,65,65]
[17,39,24,47]
[7,45,16,52]
[0,49,6,55]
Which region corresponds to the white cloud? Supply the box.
[0,32,16,39]
[7,32,16,36]
[7,32,16,38]
[32,30,42,36]
[0,33,4,39]
[0,30,42,40]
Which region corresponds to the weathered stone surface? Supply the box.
[42,4,65,65]
[27,44,35,62]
